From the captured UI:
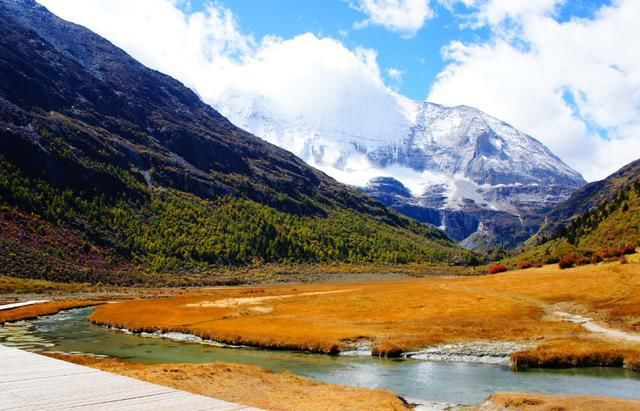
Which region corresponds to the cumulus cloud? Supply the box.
[429,0,640,181]
[37,0,404,150]
[350,0,434,37]
[38,0,256,99]
[448,0,563,27]
[38,0,390,104]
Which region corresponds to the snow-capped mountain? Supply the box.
[214,89,585,250]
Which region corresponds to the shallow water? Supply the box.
[1,307,640,405]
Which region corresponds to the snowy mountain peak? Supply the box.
[216,91,582,189]
[214,90,585,249]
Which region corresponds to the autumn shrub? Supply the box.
[621,244,637,255]
[595,245,636,261]
[598,247,624,259]
[575,256,591,266]
[488,264,509,274]
[518,261,543,269]
[558,253,577,269]
[591,254,603,264]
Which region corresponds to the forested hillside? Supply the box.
[514,159,640,265]
[0,0,477,285]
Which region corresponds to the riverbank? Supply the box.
[43,354,640,411]
[0,299,101,324]
[46,353,411,411]
[89,260,640,369]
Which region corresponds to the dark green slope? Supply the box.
[516,159,640,264]
[0,0,477,285]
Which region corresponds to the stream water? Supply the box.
[1,307,639,405]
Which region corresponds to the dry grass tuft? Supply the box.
[626,351,640,372]
[482,392,640,411]
[510,338,630,369]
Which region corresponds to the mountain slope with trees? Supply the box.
[0,0,477,285]
[514,159,640,264]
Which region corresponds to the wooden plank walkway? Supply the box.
[0,300,51,311]
[0,344,259,410]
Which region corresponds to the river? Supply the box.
[1,307,639,405]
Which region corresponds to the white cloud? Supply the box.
[350,0,434,37]
[429,0,640,181]
[456,0,563,27]
[37,0,640,182]
[387,67,404,80]
[37,0,389,104]
[386,67,404,89]
[37,0,403,147]
[38,0,254,97]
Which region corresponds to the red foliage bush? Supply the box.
[558,253,577,269]
[595,245,636,260]
[518,261,544,269]
[591,254,603,264]
[621,244,637,255]
[488,264,509,274]
[596,248,621,259]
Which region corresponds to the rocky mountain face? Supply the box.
[216,91,586,251]
[0,0,477,284]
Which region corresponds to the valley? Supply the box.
[2,259,640,409]
[1,0,639,409]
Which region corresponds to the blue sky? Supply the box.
[181,0,607,101]
[183,0,489,100]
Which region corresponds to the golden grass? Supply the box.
[46,353,409,411]
[481,392,640,411]
[511,338,630,369]
[0,300,99,324]
[91,261,640,365]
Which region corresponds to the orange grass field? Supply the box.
[91,260,640,367]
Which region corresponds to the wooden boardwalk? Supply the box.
[0,300,51,311]
[0,344,259,410]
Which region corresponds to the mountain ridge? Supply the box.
[0,0,477,285]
